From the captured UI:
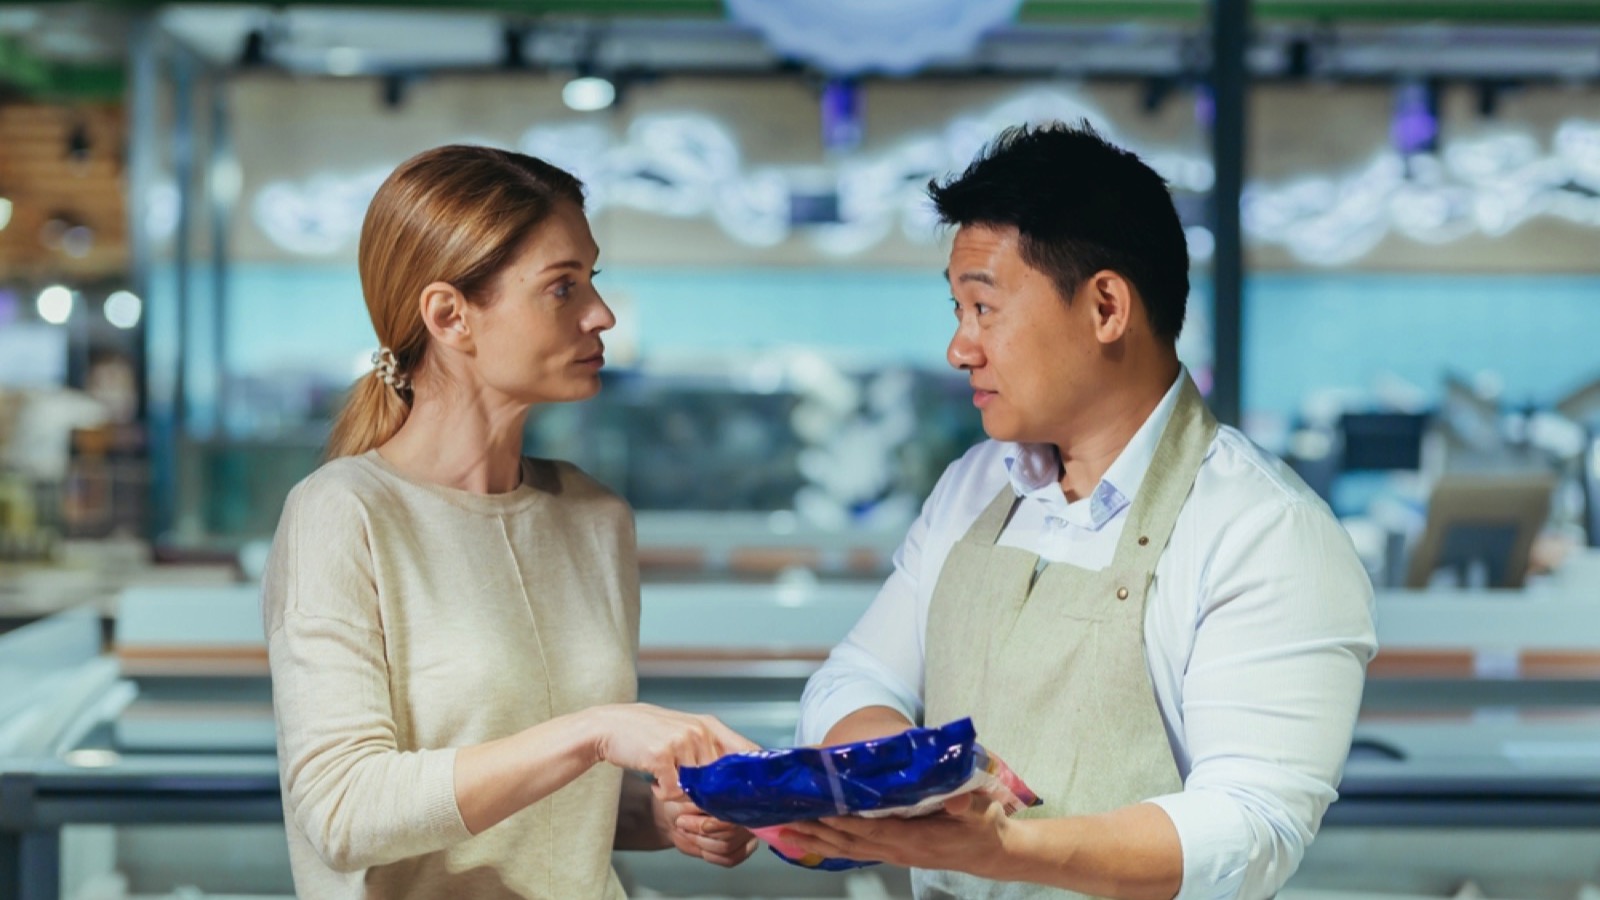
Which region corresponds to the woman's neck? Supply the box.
[379,384,531,495]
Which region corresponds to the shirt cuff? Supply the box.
[796,680,920,746]
[1144,790,1251,900]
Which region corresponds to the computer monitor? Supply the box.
[1339,412,1428,472]
[1404,472,1556,589]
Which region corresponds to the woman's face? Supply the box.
[462,201,615,405]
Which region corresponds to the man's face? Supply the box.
[945,223,1095,445]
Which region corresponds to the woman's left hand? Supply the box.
[658,797,759,867]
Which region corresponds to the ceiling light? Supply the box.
[37,285,73,325]
[563,76,615,112]
[104,290,142,330]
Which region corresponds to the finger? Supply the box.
[943,793,975,816]
[701,849,746,868]
[816,815,888,838]
[687,727,722,767]
[681,831,747,856]
[677,814,741,838]
[710,837,760,867]
[667,798,706,817]
[782,826,871,862]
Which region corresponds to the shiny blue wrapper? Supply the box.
[678,717,986,871]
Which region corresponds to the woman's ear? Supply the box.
[419,282,474,354]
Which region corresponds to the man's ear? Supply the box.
[1084,270,1135,345]
[419,282,474,354]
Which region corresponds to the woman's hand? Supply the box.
[585,704,758,798]
[658,796,760,867]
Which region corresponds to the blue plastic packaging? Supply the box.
[679,717,1040,871]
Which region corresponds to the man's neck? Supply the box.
[1052,357,1181,503]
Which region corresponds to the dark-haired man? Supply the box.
[787,123,1376,900]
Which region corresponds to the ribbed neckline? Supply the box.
[358,449,548,516]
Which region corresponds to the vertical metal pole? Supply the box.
[209,76,232,440]
[1209,0,1248,427]
[170,48,197,540]
[17,831,59,900]
[127,16,173,542]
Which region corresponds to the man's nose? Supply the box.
[947,321,984,371]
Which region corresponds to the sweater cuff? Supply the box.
[420,747,473,842]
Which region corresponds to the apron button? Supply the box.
[1138,535,1149,546]
[1116,587,1130,600]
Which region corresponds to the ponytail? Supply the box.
[325,374,412,460]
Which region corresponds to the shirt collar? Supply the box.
[1001,366,1189,531]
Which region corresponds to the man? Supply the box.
[785,122,1377,900]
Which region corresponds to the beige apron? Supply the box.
[917,376,1217,900]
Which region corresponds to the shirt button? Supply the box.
[1116,587,1130,600]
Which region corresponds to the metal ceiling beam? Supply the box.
[1019,0,1600,23]
[19,0,1600,23]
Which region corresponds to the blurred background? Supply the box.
[1,1,1599,898]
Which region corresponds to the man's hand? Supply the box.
[781,793,1014,877]
[657,796,759,868]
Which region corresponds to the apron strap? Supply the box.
[968,485,1021,547]
[1112,375,1218,568]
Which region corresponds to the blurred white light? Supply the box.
[562,76,615,112]
[37,285,73,324]
[326,47,363,76]
[104,290,142,330]
[1184,225,1216,262]
[65,748,121,768]
[0,197,11,231]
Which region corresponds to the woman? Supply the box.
[262,145,758,899]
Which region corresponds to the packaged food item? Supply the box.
[678,717,1040,870]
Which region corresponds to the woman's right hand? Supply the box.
[585,703,759,798]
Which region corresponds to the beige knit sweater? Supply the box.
[262,450,638,899]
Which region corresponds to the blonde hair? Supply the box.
[325,145,585,460]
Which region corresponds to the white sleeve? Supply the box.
[1145,499,1377,900]
[794,474,951,746]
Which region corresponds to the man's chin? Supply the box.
[978,413,1020,444]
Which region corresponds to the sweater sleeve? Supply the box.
[262,477,473,873]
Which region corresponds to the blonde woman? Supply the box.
[262,145,758,899]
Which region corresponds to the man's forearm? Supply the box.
[819,705,915,746]
[996,802,1183,900]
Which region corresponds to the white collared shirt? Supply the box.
[797,371,1378,900]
